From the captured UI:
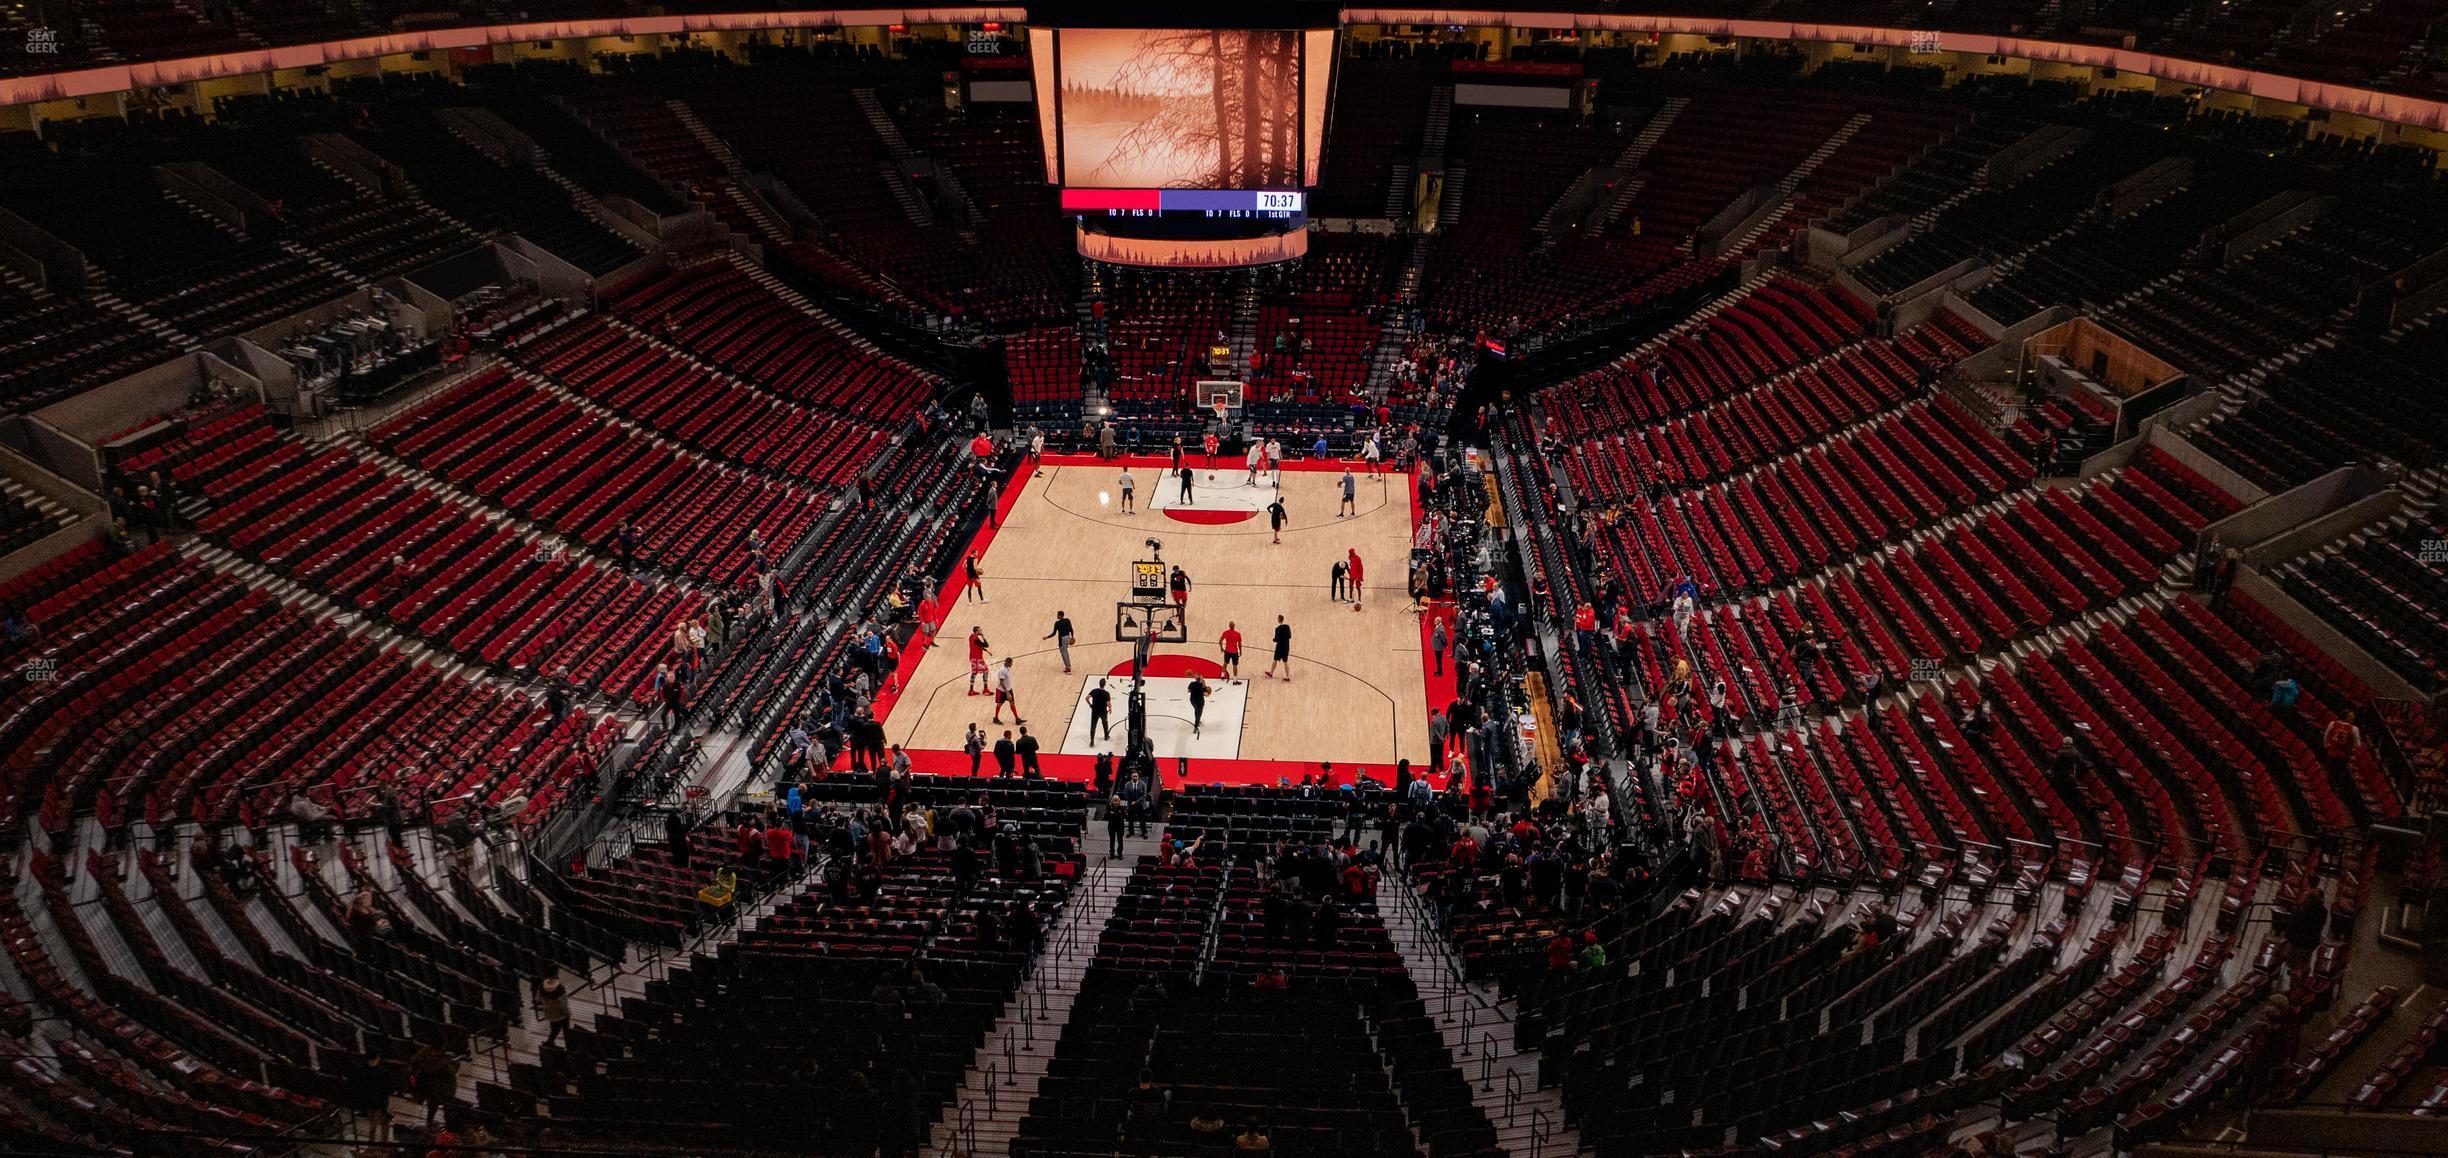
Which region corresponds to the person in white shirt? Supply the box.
[992,658,1024,724]
[1117,468,1136,515]
[1245,441,1264,486]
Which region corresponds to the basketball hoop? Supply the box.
[1199,380,1242,420]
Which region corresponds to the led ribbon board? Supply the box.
[1060,188,1306,217]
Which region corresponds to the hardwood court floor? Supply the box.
[885,454,1430,772]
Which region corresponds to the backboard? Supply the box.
[1116,601,1188,644]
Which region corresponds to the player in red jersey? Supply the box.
[966,627,991,695]
[1219,621,1243,681]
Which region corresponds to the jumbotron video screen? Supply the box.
[1032,26,1334,194]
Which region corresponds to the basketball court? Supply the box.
[867,450,1455,788]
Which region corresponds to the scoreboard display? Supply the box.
[1061,188,1306,219]
[1031,10,1337,266]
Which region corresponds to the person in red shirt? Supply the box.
[1345,549,1364,611]
[1201,431,1219,468]
[969,432,994,465]
[1574,601,1598,651]
[2323,718,2362,760]
[764,821,795,872]
[966,627,992,695]
[916,593,939,648]
[1219,621,1243,680]
[963,552,987,603]
[1450,833,1479,867]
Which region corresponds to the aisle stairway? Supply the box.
[1718,112,1879,255]
[928,837,1155,1155]
[666,100,747,178]
[1379,873,1584,1157]
[1589,97,1690,234]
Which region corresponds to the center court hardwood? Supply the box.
[885,457,1430,769]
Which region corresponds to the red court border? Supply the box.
[851,451,1459,791]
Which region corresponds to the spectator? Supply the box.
[2269,675,2302,709]
[407,1044,457,1128]
[343,1049,396,1143]
[993,730,1018,778]
[534,976,571,1047]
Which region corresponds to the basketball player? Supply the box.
[1347,549,1365,611]
[1043,610,1075,674]
[963,552,987,603]
[1363,431,1383,474]
[1202,430,1220,468]
[1169,565,1191,610]
[1338,469,1357,517]
[1264,437,1283,481]
[1267,496,1287,544]
[966,627,992,695]
[1117,467,1136,515]
[1244,440,1263,487]
[992,657,1025,725]
[1176,464,1194,505]
[1264,615,1293,681]
[1088,678,1114,742]
[1187,675,1210,737]
[1220,621,1243,680]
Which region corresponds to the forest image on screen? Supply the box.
[1058,28,1303,189]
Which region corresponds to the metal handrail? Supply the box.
[1504,1068,1522,1126]
[1480,1031,1498,1091]
[1530,1107,1552,1158]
